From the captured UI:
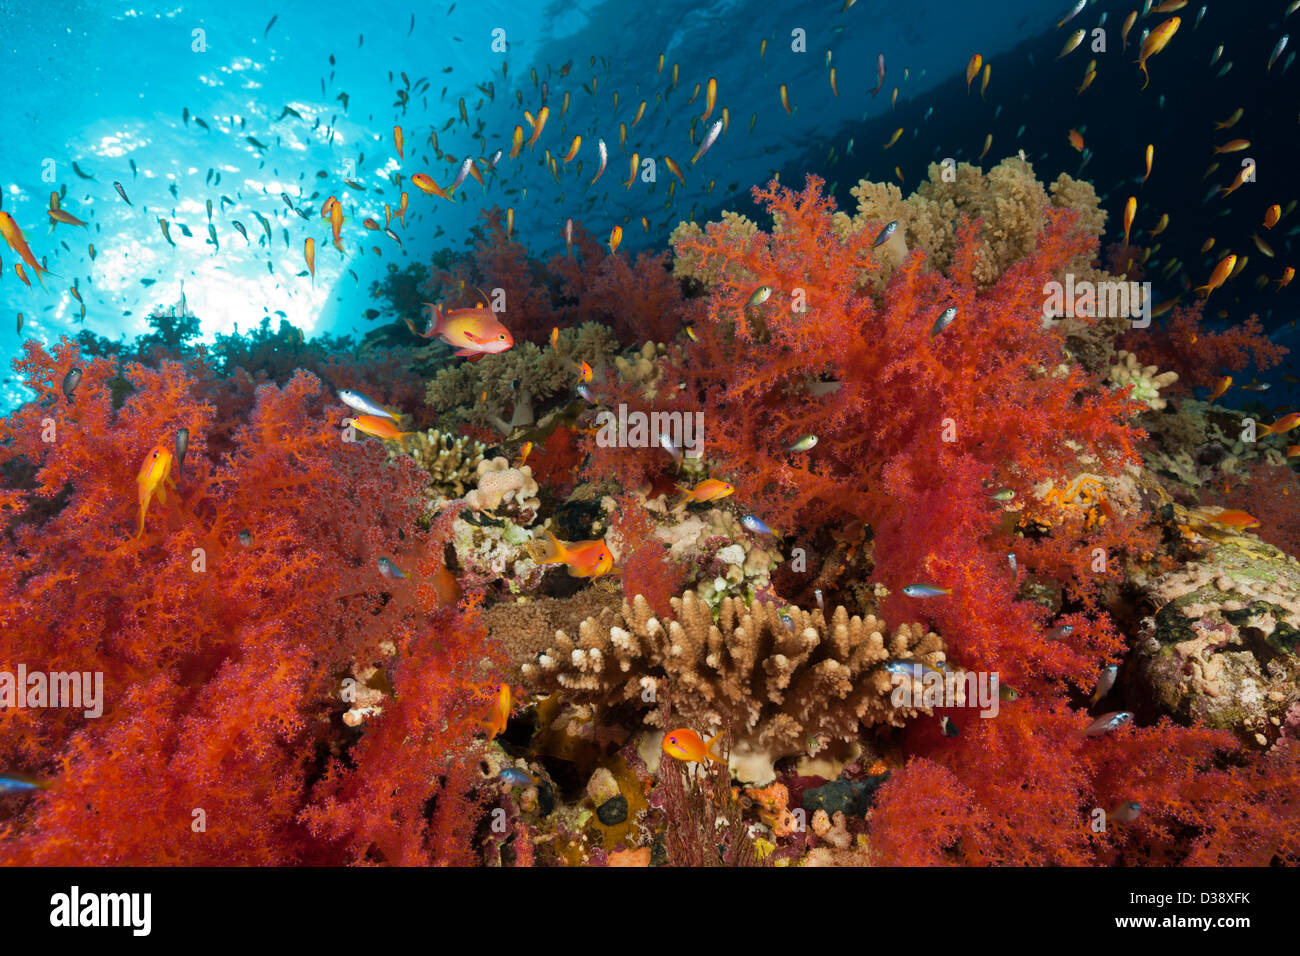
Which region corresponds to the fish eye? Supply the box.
[498,334,506,340]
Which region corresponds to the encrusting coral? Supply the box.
[521,591,948,783]
[465,457,540,518]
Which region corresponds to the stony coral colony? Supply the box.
[2,158,1299,867]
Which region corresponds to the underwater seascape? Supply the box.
[4,0,1300,900]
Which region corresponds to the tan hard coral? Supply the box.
[464,456,540,516]
[394,428,485,498]
[520,591,947,783]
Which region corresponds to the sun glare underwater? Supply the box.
[1,0,1299,869]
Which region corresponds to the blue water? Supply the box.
[1,0,1296,410]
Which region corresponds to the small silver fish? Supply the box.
[592,138,608,183]
[113,181,132,206]
[988,488,1016,501]
[741,515,775,535]
[175,428,189,478]
[872,220,898,247]
[1056,0,1086,28]
[789,434,818,452]
[1268,35,1289,72]
[779,612,795,631]
[1007,552,1018,574]
[488,149,503,169]
[1084,711,1132,736]
[814,588,824,611]
[384,227,402,245]
[903,583,951,598]
[499,767,538,786]
[1090,665,1118,705]
[0,774,48,794]
[237,529,253,547]
[884,659,945,680]
[338,389,398,421]
[658,431,680,460]
[747,285,772,307]
[931,306,958,337]
[449,155,474,193]
[377,557,407,579]
[576,384,595,402]
[691,119,723,164]
[61,367,82,404]
[1210,44,1223,66]
[1046,624,1075,641]
[564,217,574,255]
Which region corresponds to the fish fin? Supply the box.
[537,530,566,565]
[704,731,727,766]
[156,484,167,506]
[453,348,481,357]
[423,302,445,336]
[1258,424,1274,436]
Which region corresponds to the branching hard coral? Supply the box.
[393,428,485,499]
[520,591,947,783]
[1106,350,1179,411]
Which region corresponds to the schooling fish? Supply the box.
[377,557,407,580]
[136,444,176,538]
[174,428,189,478]
[931,306,957,337]
[884,659,946,680]
[675,478,734,506]
[662,728,726,766]
[1207,509,1260,529]
[1194,254,1235,296]
[1136,16,1181,89]
[338,389,399,421]
[113,181,132,206]
[741,515,776,535]
[1084,711,1133,736]
[903,583,952,598]
[482,684,512,740]
[691,119,723,165]
[609,225,622,254]
[1090,665,1118,705]
[0,212,52,286]
[344,415,412,444]
[872,220,898,247]
[0,774,50,794]
[1259,412,1300,437]
[531,530,614,577]
[61,367,82,404]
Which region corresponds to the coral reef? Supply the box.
[1106,350,1179,412]
[520,591,947,783]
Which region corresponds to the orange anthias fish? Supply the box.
[410,173,450,199]
[136,445,176,538]
[532,530,614,577]
[1195,254,1236,297]
[965,54,982,91]
[525,106,549,150]
[1067,129,1085,152]
[1136,16,1180,90]
[344,414,413,444]
[675,478,734,506]
[1260,411,1300,437]
[662,728,726,766]
[1122,196,1136,247]
[418,297,514,356]
[1207,509,1260,529]
[1207,375,1233,402]
[393,124,404,159]
[304,237,316,284]
[0,211,51,287]
[482,684,512,740]
[609,224,622,253]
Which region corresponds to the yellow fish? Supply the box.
[136,445,177,538]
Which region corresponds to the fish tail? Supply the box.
[537,529,567,565]
[1136,59,1150,90]
[704,731,727,766]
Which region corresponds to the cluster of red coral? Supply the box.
[0,340,502,864]
[579,175,1300,865]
